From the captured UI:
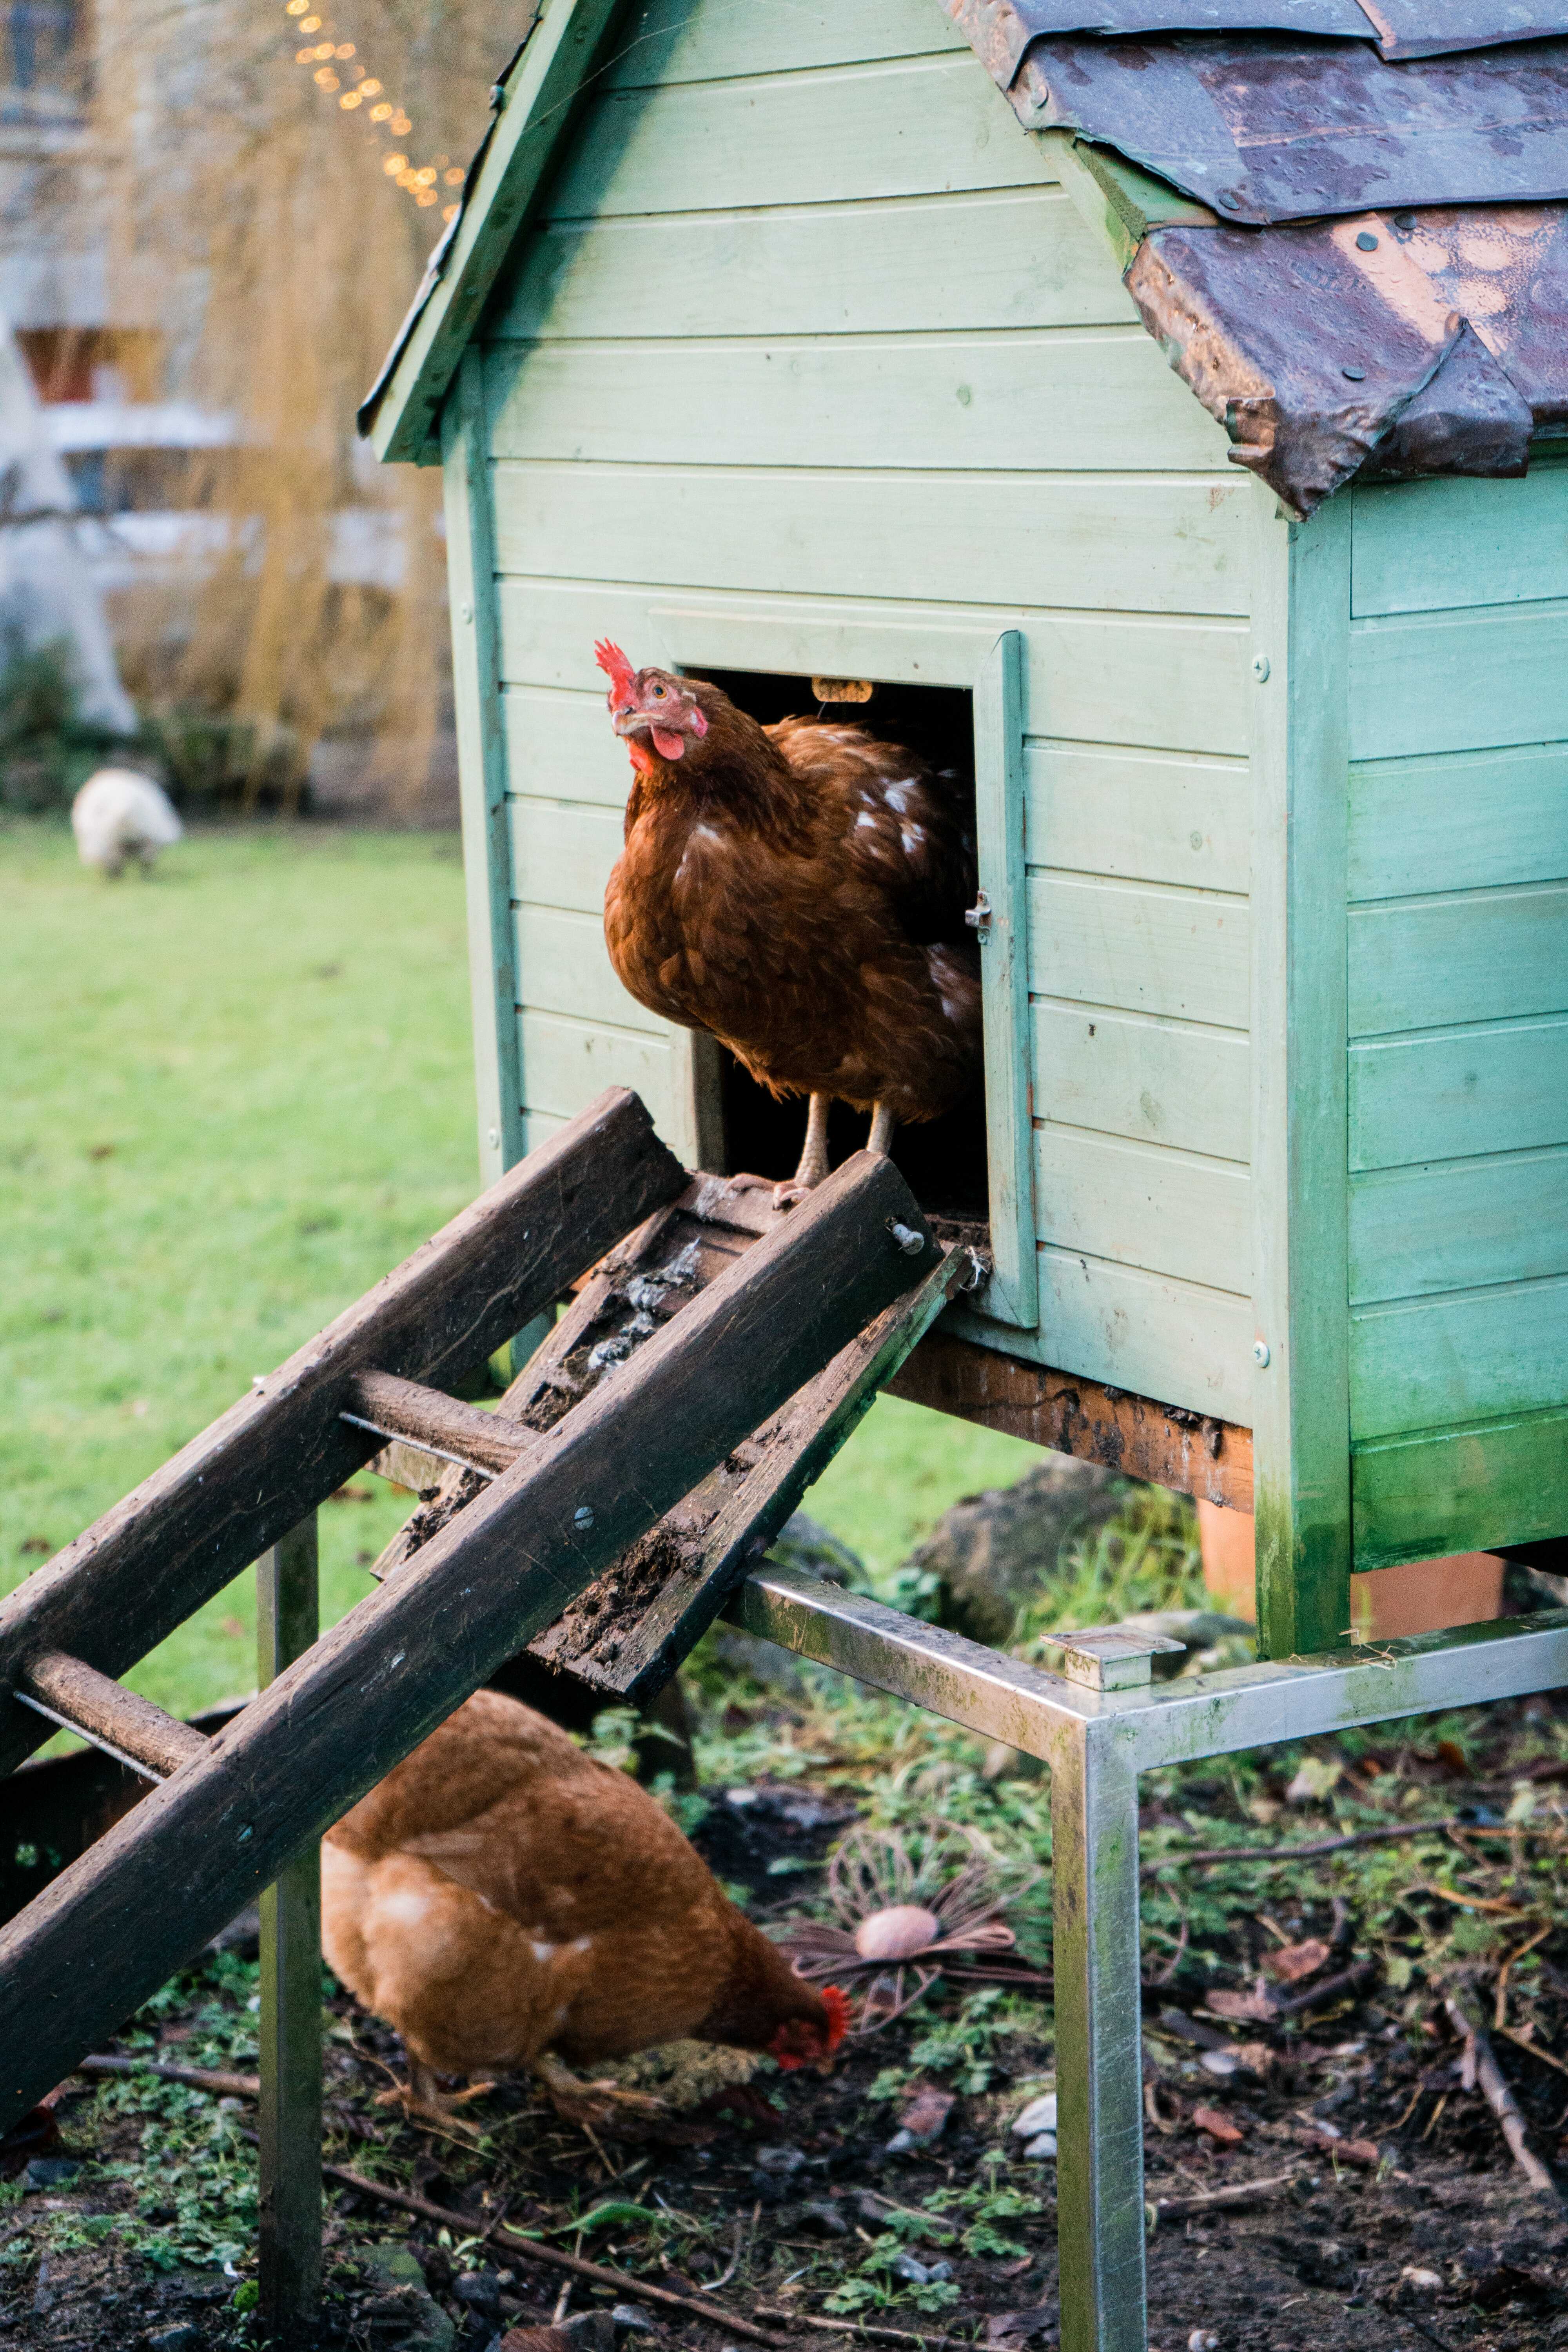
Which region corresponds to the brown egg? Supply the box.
[853,1904,942,1960]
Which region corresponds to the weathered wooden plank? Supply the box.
[1248,486,1354,1659]
[1025,741,1249,894]
[0,1154,939,2134]
[1348,745,1568,902]
[17,1655,209,1782]
[1031,1003,1250,1163]
[1351,465,1568,620]
[1350,1013,1568,1170]
[503,687,632,813]
[0,1090,686,1777]
[548,52,1058,221]
[975,631,1038,1330]
[1351,1274,1568,1441]
[1352,1406,1568,1570]
[344,1373,534,1478]
[443,351,523,1186]
[1027,875,1251,1029]
[886,1328,1255,1508]
[512,904,668,1037]
[1350,1149,1568,1305]
[1348,883,1568,1038]
[484,329,1227,476]
[495,187,1135,343]
[494,580,1252,758]
[506,795,622,916]
[1348,601,1568,762]
[488,460,1252,620]
[1032,1247,1253,1425]
[519,1006,677,1131]
[1034,1126,1250,1295]
[603,0,967,87]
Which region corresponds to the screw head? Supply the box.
[486,1127,500,1151]
[573,1504,595,1532]
[1355,230,1379,251]
[459,601,474,623]
[1343,366,1367,383]
[1253,1339,1271,1367]
[1251,654,1271,683]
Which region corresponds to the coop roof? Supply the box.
[363,0,1568,515]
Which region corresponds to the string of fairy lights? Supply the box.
[281,0,467,221]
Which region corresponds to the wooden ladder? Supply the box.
[0,1088,967,2332]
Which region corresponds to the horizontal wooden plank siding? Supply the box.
[1348,600,1568,762]
[1350,1014,1568,1171]
[502,687,632,811]
[1350,1149,1568,1305]
[1352,463,1568,618]
[495,189,1138,344]
[1351,1274,1568,1441]
[507,797,621,916]
[1348,744,1568,901]
[516,1007,677,1129]
[512,904,665,1035]
[1028,875,1250,1029]
[603,0,969,86]
[1349,883,1568,1038]
[488,462,1251,619]
[495,580,1253,758]
[1034,1249,1252,1424]
[1025,742,1249,892]
[1035,1125,1249,1293]
[1031,1004,1250,1161]
[546,53,1060,220]
[1353,1406,1568,1568]
[485,330,1227,476]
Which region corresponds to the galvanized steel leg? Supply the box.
[256,1515,322,2346]
[1051,1722,1147,2352]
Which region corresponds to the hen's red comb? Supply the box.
[594,638,636,700]
[822,1985,853,2052]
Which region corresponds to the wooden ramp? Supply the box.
[0,1088,965,2137]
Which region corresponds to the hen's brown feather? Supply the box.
[322,1690,831,2082]
[602,676,981,1125]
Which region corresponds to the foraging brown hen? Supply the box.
[597,643,982,1203]
[322,1689,847,2127]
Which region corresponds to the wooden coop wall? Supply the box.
[461,0,1255,1407]
[1345,463,1568,1567]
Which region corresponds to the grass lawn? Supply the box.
[2,818,1035,1723]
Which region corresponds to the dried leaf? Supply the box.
[1203,1987,1277,2023]
[1264,1938,1332,1985]
[898,2083,956,2142]
[1193,2105,1246,2146]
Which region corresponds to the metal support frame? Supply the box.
[727,1565,1568,2352]
[256,1515,322,2348]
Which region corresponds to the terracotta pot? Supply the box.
[1194,1499,1504,1641]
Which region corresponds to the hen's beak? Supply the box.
[610,702,647,737]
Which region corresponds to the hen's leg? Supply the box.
[867,1102,896,1158]
[375,2058,493,2134]
[532,2052,666,2131]
[773,1091,833,1211]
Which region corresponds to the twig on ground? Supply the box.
[710,2215,745,2291]
[1442,1990,1563,2203]
[325,2163,779,2344]
[75,2053,261,2099]
[1497,2024,1568,2080]
[751,2307,980,2349]
[1270,1957,1381,2020]
[1143,1820,1466,1873]
[1147,2171,1298,2223]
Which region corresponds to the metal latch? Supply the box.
[964,890,992,939]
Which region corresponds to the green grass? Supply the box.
[1,817,1037,1722]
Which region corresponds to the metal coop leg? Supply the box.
[256,1515,323,2346]
[1051,1722,1147,2352]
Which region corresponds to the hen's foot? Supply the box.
[867,1102,896,1158]
[532,2054,666,2132]
[774,1091,833,1209]
[375,2066,494,2136]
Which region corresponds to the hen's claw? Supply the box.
[375,2065,494,2136]
[532,2055,667,2132]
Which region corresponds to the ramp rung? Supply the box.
[17,1653,210,1783]
[342,1372,532,1480]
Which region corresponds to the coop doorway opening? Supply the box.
[691,666,991,1232]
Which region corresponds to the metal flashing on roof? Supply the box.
[1013,35,1568,224]
[1126,205,1567,512]
[944,0,1568,73]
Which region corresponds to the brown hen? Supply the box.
[597,643,981,1203]
[322,1688,847,2129]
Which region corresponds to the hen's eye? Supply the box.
[650,684,666,699]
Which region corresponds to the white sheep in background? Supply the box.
[71,768,183,877]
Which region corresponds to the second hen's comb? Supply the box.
[594,639,637,702]
[823,1985,852,2051]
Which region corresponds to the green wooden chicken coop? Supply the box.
[363,0,1568,1664]
[359,12,1568,2335]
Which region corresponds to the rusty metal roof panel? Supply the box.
[1356,1,1568,58]
[1011,36,1568,223]
[1126,205,1568,512]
